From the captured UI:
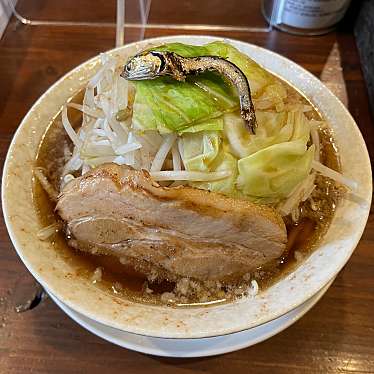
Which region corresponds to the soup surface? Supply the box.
[34,79,342,307]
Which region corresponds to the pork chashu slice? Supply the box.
[56,163,287,281]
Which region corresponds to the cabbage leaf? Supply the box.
[131,42,314,204]
[224,110,311,158]
[190,150,240,197]
[237,140,315,199]
[180,131,221,171]
[180,111,315,202]
[132,42,280,134]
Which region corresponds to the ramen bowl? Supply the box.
[2,35,372,339]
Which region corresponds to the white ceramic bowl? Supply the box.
[47,280,334,357]
[2,35,372,339]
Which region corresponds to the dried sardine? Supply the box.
[121,50,257,134]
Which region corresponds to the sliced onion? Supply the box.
[92,139,111,146]
[83,86,95,109]
[279,173,316,216]
[62,149,83,176]
[150,170,231,182]
[115,142,142,155]
[310,123,320,162]
[177,138,186,169]
[37,222,61,241]
[150,134,177,172]
[172,144,182,171]
[100,94,115,120]
[62,105,82,148]
[103,119,117,143]
[114,73,129,110]
[34,167,58,201]
[102,69,114,92]
[113,155,127,165]
[81,143,114,157]
[110,120,129,144]
[88,58,116,89]
[312,160,358,191]
[68,103,104,118]
[86,156,117,167]
[92,129,106,137]
[79,128,86,141]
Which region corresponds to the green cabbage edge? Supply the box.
[131,42,314,204]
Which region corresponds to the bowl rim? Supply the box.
[2,35,372,339]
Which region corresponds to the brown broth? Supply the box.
[33,80,342,307]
